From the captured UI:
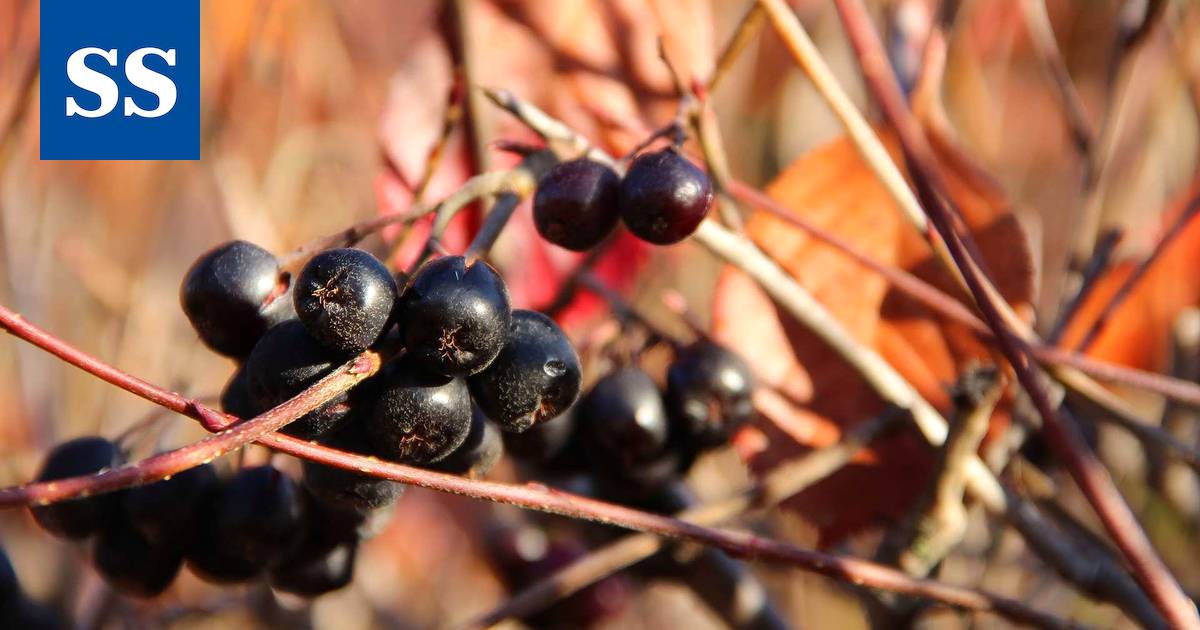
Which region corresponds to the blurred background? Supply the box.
[1,0,1199,628]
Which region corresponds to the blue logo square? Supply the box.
[40,0,200,160]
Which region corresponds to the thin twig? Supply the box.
[1074,191,1200,352]
[708,3,765,93]
[0,307,1075,630]
[1019,0,1095,162]
[1045,227,1123,344]
[829,1,1197,625]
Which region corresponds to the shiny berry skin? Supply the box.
[180,240,294,358]
[302,421,403,512]
[29,437,124,540]
[185,467,305,583]
[666,342,755,449]
[219,366,262,419]
[618,149,713,245]
[533,159,621,251]
[470,310,581,433]
[397,256,511,377]
[434,407,504,478]
[502,407,581,472]
[579,368,669,467]
[244,320,354,439]
[295,248,397,352]
[123,463,218,551]
[91,522,182,597]
[366,357,473,464]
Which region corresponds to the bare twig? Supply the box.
[829,1,1197,624]
[1074,190,1200,352]
[708,3,765,93]
[1045,227,1123,344]
[0,307,1075,629]
[1148,309,1200,519]
[1019,0,1095,161]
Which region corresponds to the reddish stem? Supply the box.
[830,1,1197,626]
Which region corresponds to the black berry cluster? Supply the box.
[533,149,714,249]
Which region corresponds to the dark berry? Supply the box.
[366,357,473,464]
[579,369,669,467]
[180,240,294,357]
[618,148,713,245]
[434,407,504,478]
[502,407,582,472]
[268,509,358,598]
[123,463,218,551]
[533,158,621,251]
[397,256,511,376]
[219,366,262,419]
[29,437,124,540]
[295,248,397,352]
[0,545,17,604]
[91,522,182,597]
[666,341,755,449]
[186,467,305,583]
[0,599,65,630]
[302,421,403,512]
[470,310,581,433]
[244,320,354,439]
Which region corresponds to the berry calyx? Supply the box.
[578,368,669,467]
[366,356,473,464]
[665,341,755,449]
[180,240,294,358]
[533,158,621,251]
[29,437,124,540]
[618,149,713,245]
[397,256,511,377]
[295,248,397,352]
[244,320,355,439]
[470,310,581,433]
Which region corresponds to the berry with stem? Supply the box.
[533,158,621,251]
[618,148,713,245]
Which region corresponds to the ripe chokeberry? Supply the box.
[219,366,262,419]
[302,421,403,513]
[123,463,218,551]
[244,320,354,439]
[29,437,124,540]
[185,466,305,583]
[268,509,358,598]
[502,407,581,472]
[618,148,713,245]
[578,368,669,468]
[91,522,182,598]
[366,356,473,464]
[470,310,581,433]
[434,407,504,478]
[295,248,397,352]
[665,341,755,449]
[397,255,511,377]
[180,240,294,358]
[533,158,621,251]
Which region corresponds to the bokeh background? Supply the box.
[1,0,1199,628]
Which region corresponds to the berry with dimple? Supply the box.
[185,466,305,583]
[91,521,182,597]
[666,341,755,449]
[470,310,581,433]
[302,420,403,512]
[618,148,713,245]
[123,463,218,551]
[295,248,397,352]
[434,407,504,478]
[578,368,669,468]
[366,356,473,464]
[397,256,511,377]
[244,320,354,439]
[180,240,295,357]
[533,158,621,251]
[29,437,124,540]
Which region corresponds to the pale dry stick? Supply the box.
[1019,0,1095,162]
[482,88,1169,624]
[461,410,903,629]
[830,1,1198,624]
[1149,309,1200,519]
[0,309,1076,630]
[708,3,766,93]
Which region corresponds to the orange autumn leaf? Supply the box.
[713,130,1034,545]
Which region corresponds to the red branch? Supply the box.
[0,303,1077,628]
[830,1,1198,626]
